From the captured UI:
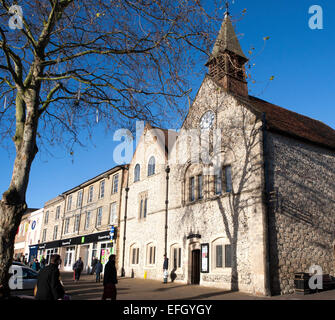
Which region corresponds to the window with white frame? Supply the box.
[74,215,80,232]
[99,180,105,199]
[146,243,156,265]
[147,156,155,176]
[85,211,91,230]
[53,225,58,240]
[77,190,83,208]
[96,207,103,227]
[110,202,117,224]
[88,186,94,203]
[55,206,61,220]
[42,229,47,242]
[130,245,140,265]
[112,174,119,194]
[67,195,72,211]
[212,239,232,269]
[44,211,49,225]
[171,245,182,269]
[134,164,140,182]
[138,195,148,220]
[64,218,70,234]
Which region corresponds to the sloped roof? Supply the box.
[207,13,247,65]
[248,95,335,150]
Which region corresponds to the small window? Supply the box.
[53,225,58,240]
[74,215,80,232]
[112,174,119,194]
[197,174,203,200]
[96,207,103,227]
[144,198,148,218]
[172,247,182,269]
[77,190,83,208]
[110,202,117,224]
[134,164,140,182]
[55,206,61,220]
[85,211,91,230]
[42,229,47,242]
[64,218,70,234]
[67,195,72,211]
[225,244,232,268]
[147,244,156,265]
[215,171,222,195]
[148,156,155,176]
[88,186,94,203]
[131,247,140,265]
[99,180,105,199]
[139,197,148,220]
[215,245,223,268]
[189,177,195,202]
[44,211,49,225]
[224,166,233,193]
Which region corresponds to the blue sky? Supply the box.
[1,0,334,208]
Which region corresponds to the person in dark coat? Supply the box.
[163,254,169,283]
[95,259,103,283]
[35,254,65,300]
[102,255,117,300]
[91,257,98,275]
[73,257,84,282]
[40,256,46,270]
[32,258,40,272]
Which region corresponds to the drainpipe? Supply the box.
[164,165,170,257]
[262,113,272,296]
[121,168,129,277]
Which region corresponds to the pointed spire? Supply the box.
[206,6,249,97]
[207,12,247,65]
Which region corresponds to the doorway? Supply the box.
[191,249,200,285]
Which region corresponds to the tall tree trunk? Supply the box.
[0,92,39,298]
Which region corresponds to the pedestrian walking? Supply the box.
[40,256,46,270]
[35,254,65,300]
[95,259,103,283]
[102,255,117,300]
[73,257,84,282]
[91,257,98,275]
[163,254,169,284]
[32,258,40,272]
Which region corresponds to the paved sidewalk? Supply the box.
[57,272,335,300]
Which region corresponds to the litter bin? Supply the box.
[294,272,311,295]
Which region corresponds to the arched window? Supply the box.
[148,156,155,176]
[134,164,140,182]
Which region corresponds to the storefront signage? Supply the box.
[201,243,209,273]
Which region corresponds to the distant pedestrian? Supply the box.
[95,259,103,283]
[91,257,98,275]
[32,258,40,272]
[40,256,46,269]
[35,254,65,300]
[73,257,84,282]
[102,255,117,300]
[163,254,169,284]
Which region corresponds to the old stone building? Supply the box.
[118,10,335,295]
[37,165,127,272]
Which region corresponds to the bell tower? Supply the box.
[206,5,249,97]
